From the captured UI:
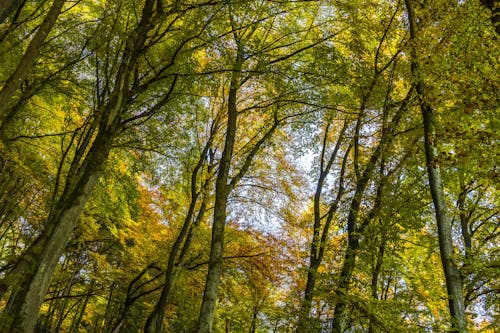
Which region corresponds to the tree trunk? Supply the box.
[368,235,386,333]
[196,45,243,332]
[144,201,209,333]
[331,156,382,332]
[331,235,359,333]
[248,306,259,333]
[0,131,112,333]
[0,1,159,330]
[297,260,320,332]
[0,0,66,132]
[331,89,408,332]
[404,1,467,332]
[144,230,192,332]
[457,181,472,258]
[421,92,468,333]
[197,195,230,332]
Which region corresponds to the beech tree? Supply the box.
[0,0,497,332]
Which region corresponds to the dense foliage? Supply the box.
[0,0,498,332]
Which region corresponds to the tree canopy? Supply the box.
[0,0,498,332]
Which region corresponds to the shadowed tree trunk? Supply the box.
[112,264,163,333]
[196,23,282,329]
[368,228,387,333]
[0,127,114,333]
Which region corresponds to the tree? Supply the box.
[479,0,500,34]
[296,120,350,332]
[0,0,497,331]
[144,116,216,333]
[0,0,66,134]
[405,0,467,331]
[0,0,180,330]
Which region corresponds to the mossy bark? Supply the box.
[0,131,112,333]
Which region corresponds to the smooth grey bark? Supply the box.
[0,0,66,132]
[196,49,243,333]
[405,1,467,332]
[196,28,281,329]
[196,104,280,332]
[0,129,112,333]
[420,85,468,333]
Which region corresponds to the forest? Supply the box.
[0,0,498,332]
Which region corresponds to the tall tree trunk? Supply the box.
[196,51,243,333]
[368,234,386,333]
[0,1,158,330]
[331,178,387,333]
[248,306,259,333]
[457,180,472,258]
[0,0,66,133]
[195,38,278,330]
[297,261,319,331]
[0,130,113,333]
[404,1,467,332]
[331,235,359,333]
[420,84,468,333]
[144,194,209,333]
